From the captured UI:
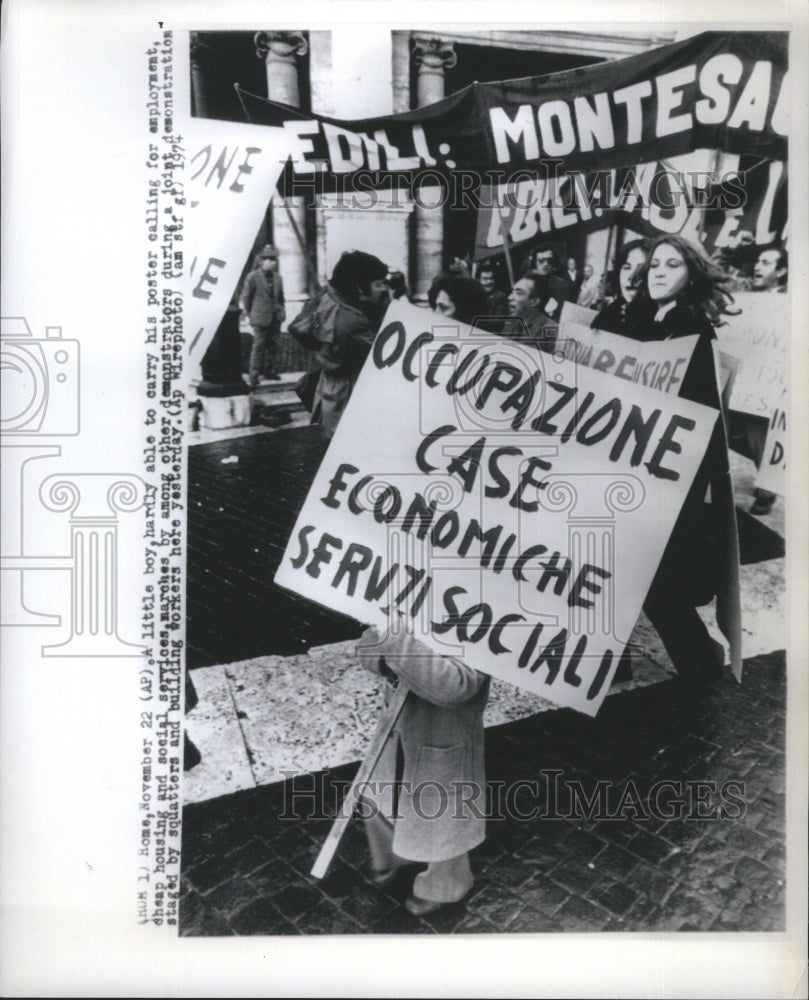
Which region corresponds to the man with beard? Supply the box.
[297,251,390,441]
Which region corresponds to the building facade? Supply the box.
[191,27,676,363]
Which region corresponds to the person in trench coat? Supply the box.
[357,627,490,916]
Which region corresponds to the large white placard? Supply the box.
[275,299,719,716]
[185,120,289,373]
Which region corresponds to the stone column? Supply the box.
[189,32,213,118]
[411,37,456,302]
[391,32,412,114]
[255,31,311,317]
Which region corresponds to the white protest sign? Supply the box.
[184,120,290,373]
[559,304,699,396]
[715,291,788,417]
[275,299,719,717]
[755,389,786,496]
[559,301,598,327]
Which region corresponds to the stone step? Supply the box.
[252,388,304,412]
[248,372,306,396]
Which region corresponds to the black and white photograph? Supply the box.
[1,2,807,997]
[182,22,793,937]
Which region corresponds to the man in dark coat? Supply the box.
[239,244,286,385]
[476,261,509,317]
[306,251,390,440]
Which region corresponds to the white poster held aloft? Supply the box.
[184,120,290,374]
[715,291,788,417]
[275,299,720,717]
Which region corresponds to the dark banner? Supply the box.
[237,31,787,185]
[473,153,788,259]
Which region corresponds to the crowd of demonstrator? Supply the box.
[232,233,786,919]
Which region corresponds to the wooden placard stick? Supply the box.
[310,683,409,880]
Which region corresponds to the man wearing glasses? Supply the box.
[522,243,572,322]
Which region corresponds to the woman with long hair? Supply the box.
[629,233,736,406]
[625,234,740,684]
[428,274,492,327]
[591,237,652,334]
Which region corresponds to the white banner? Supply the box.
[716,291,788,417]
[185,120,289,373]
[275,299,719,717]
[559,304,699,395]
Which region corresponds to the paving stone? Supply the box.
[179,890,235,936]
[318,837,366,874]
[591,820,638,846]
[453,911,500,934]
[183,855,241,895]
[420,901,474,934]
[297,898,363,934]
[627,829,679,865]
[517,879,571,916]
[466,883,530,929]
[369,907,435,934]
[735,903,784,932]
[632,866,676,907]
[733,855,781,900]
[550,861,602,897]
[588,880,638,916]
[590,843,640,879]
[623,896,668,931]
[512,838,566,877]
[655,819,708,853]
[718,823,771,855]
[244,861,299,897]
[600,915,630,932]
[224,837,276,876]
[506,906,560,933]
[484,855,535,890]
[554,893,610,930]
[229,895,300,935]
[762,841,786,869]
[557,827,605,863]
[266,825,320,862]
[659,886,723,930]
[205,875,261,918]
[357,882,419,923]
[271,882,323,920]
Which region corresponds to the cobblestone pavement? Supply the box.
[186,427,362,669]
[180,649,785,935]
